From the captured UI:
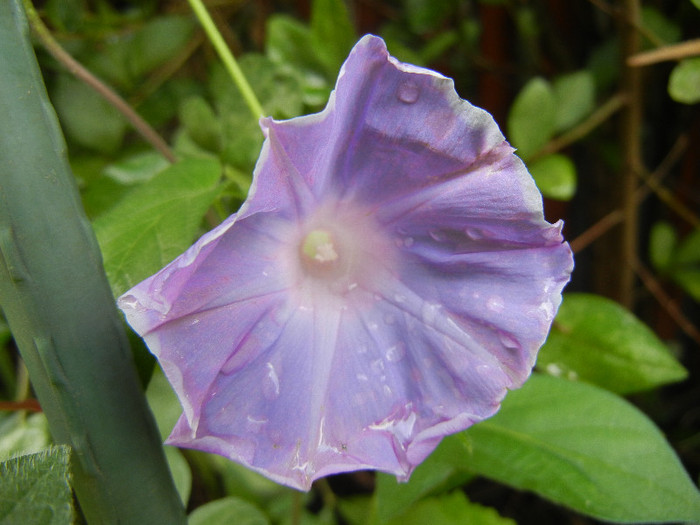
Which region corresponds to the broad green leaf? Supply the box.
[180,96,222,153]
[52,73,128,154]
[0,446,73,525]
[669,58,700,104]
[104,151,170,185]
[0,413,52,461]
[310,0,357,77]
[124,16,195,80]
[375,437,473,523]
[537,293,687,393]
[641,7,681,48]
[673,228,700,301]
[337,495,372,525]
[649,221,678,272]
[188,497,269,525]
[165,446,192,507]
[93,157,222,296]
[528,154,577,201]
[146,366,184,441]
[692,0,700,10]
[463,374,700,523]
[402,0,456,34]
[507,78,556,160]
[385,492,514,525]
[266,15,327,78]
[552,71,595,132]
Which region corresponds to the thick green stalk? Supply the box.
[0,2,186,523]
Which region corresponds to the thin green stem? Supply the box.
[187,0,264,120]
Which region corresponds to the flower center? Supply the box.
[302,230,338,263]
[300,229,342,278]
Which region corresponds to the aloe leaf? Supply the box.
[0,1,185,522]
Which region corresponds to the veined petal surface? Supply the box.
[119,34,574,491]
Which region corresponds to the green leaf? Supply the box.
[401,0,456,34]
[0,413,52,461]
[507,78,556,160]
[180,96,222,153]
[463,374,700,523]
[528,154,577,201]
[124,16,195,80]
[188,497,269,525]
[669,57,700,105]
[375,437,473,523]
[310,0,357,77]
[673,228,700,301]
[552,71,595,133]
[266,15,326,78]
[649,221,678,272]
[0,445,73,525]
[385,492,514,525]
[537,293,687,393]
[52,73,128,154]
[93,157,221,296]
[104,151,170,185]
[692,0,700,10]
[165,446,192,507]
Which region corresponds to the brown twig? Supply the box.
[632,258,700,347]
[628,39,700,67]
[570,133,689,254]
[23,0,177,163]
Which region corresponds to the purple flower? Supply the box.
[118,35,573,491]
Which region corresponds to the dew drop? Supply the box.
[383,384,393,397]
[370,359,385,374]
[429,229,446,242]
[394,293,406,304]
[396,80,420,104]
[246,415,267,433]
[421,302,442,325]
[356,373,369,382]
[476,364,492,376]
[499,332,521,350]
[465,227,483,240]
[546,363,563,377]
[385,342,406,363]
[403,236,415,247]
[262,362,280,400]
[486,295,505,313]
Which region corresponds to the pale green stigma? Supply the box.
[301,229,338,263]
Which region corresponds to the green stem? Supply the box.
[0,2,186,522]
[187,0,265,120]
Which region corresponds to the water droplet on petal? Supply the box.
[262,362,280,400]
[371,359,385,374]
[421,302,442,325]
[429,229,446,242]
[397,80,420,104]
[403,236,414,247]
[486,295,505,313]
[246,415,267,433]
[394,293,406,303]
[385,342,406,363]
[383,384,393,396]
[499,332,521,350]
[465,227,484,240]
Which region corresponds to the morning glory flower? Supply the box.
[118,34,573,491]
